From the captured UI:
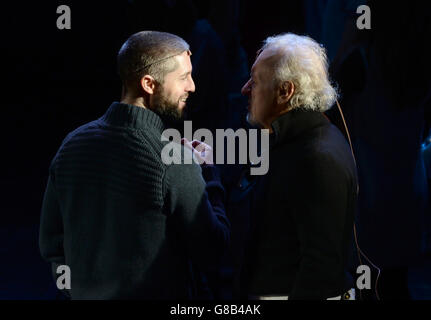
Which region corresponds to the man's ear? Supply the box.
[140,75,156,95]
[277,80,295,105]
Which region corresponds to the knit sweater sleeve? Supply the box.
[39,172,71,298]
[164,162,230,268]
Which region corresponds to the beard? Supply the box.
[151,89,187,125]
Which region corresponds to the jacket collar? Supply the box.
[270,107,329,149]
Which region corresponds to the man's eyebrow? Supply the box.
[181,70,192,77]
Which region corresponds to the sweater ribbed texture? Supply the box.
[40,102,230,299]
[53,102,167,207]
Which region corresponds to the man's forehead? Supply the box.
[173,50,192,61]
[172,51,192,70]
[252,48,280,75]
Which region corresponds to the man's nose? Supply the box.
[241,79,251,96]
[188,77,196,93]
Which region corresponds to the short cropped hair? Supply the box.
[260,33,338,112]
[117,31,190,86]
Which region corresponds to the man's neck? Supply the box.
[120,96,146,109]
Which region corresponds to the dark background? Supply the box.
[1,0,431,299]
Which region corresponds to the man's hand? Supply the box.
[181,138,214,165]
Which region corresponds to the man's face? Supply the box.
[241,49,279,128]
[151,51,195,121]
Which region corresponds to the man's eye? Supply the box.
[181,73,192,80]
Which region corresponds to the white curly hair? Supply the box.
[260,33,338,112]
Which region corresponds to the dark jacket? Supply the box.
[239,108,358,299]
[39,102,230,299]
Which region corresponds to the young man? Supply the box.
[39,31,230,299]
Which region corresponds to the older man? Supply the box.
[39,31,230,299]
[238,33,358,300]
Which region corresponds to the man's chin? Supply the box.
[246,112,257,126]
[246,112,265,130]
